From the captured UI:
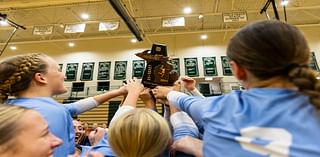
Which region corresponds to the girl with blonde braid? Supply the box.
[153,20,320,157]
[0,53,127,157]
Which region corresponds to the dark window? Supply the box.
[72,82,85,92]
[97,81,110,91]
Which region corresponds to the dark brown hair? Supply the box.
[0,53,48,102]
[227,20,320,110]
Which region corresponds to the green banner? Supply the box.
[114,61,127,80]
[65,63,78,81]
[97,62,111,80]
[202,57,217,76]
[309,52,319,71]
[221,56,233,76]
[170,58,180,75]
[184,58,199,77]
[132,60,145,78]
[81,62,94,81]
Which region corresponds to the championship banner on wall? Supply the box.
[170,58,180,75]
[97,61,111,80]
[33,25,54,35]
[221,56,233,76]
[184,57,199,77]
[114,61,127,80]
[64,23,86,33]
[81,62,95,81]
[65,63,78,81]
[132,60,145,79]
[203,57,218,76]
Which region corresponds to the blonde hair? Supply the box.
[0,104,30,153]
[108,108,171,157]
[0,53,48,103]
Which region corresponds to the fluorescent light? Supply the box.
[68,42,75,47]
[131,38,138,43]
[183,7,192,14]
[0,20,9,26]
[281,0,289,6]
[10,46,17,50]
[81,13,89,20]
[201,34,208,40]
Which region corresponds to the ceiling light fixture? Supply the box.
[281,0,289,6]
[68,42,75,47]
[0,20,8,26]
[81,13,89,20]
[183,7,192,14]
[10,46,17,50]
[201,34,208,40]
[131,38,137,43]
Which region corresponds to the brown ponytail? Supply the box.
[0,53,48,102]
[227,20,320,111]
[288,66,320,110]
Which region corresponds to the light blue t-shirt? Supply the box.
[8,97,77,157]
[168,88,320,157]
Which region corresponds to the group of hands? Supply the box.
[73,76,201,157]
[120,76,197,103]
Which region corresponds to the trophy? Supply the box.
[135,43,179,88]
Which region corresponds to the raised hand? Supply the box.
[152,86,172,99]
[125,78,144,94]
[180,76,196,91]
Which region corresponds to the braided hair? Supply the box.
[227,20,320,111]
[0,53,48,103]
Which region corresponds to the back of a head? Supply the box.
[227,20,320,110]
[0,53,48,103]
[0,104,29,154]
[108,108,171,157]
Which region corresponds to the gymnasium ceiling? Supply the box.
[0,0,320,44]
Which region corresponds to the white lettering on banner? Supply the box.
[235,127,292,157]
[223,12,247,23]
[33,25,54,35]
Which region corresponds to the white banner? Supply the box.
[33,25,53,35]
[162,17,185,27]
[223,12,247,23]
[99,21,119,31]
[64,23,86,33]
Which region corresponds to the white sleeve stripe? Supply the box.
[73,97,98,114]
